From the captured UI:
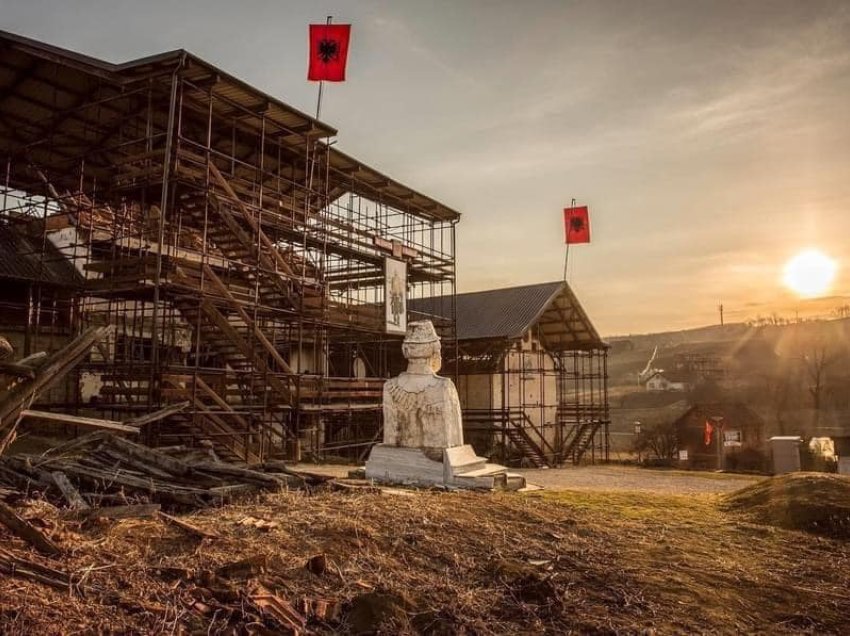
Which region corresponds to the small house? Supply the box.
[410,281,609,467]
[644,370,690,392]
[673,403,766,471]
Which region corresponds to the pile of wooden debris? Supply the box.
[0,326,113,454]
[0,433,370,633]
[0,431,334,510]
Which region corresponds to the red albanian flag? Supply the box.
[308,24,351,82]
[704,420,714,446]
[564,206,590,244]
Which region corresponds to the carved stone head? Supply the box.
[402,320,442,372]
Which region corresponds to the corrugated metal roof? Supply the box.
[0,224,81,287]
[674,403,765,429]
[410,281,604,350]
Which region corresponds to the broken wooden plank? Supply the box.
[51,471,90,511]
[46,460,213,508]
[193,462,285,488]
[38,430,112,458]
[20,409,141,434]
[85,503,161,520]
[0,499,61,554]
[300,597,342,623]
[158,511,219,539]
[261,461,334,484]
[0,325,114,454]
[126,401,190,427]
[208,483,257,497]
[104,435,193,477]
[249,581,308,633]
[0,547,72,590]
[327,480,382,494]
[96,447,177,481]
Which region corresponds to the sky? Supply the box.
[2,0,849,335]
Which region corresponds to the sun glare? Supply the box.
[782,249,837,298]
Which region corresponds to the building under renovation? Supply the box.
[0,31,458,462]
[411,281,610,467]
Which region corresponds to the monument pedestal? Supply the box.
[365,444,526,491]
[366,320,531,492]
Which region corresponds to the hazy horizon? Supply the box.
[2,0,848,335]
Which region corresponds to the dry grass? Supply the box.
[722,472,850,538]
[1,485,848,634]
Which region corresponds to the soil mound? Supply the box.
[723,472,850,538]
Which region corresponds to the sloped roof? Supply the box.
[673,403,766,430]
[0,224,81,287]
[409,281,605,351]
[0,29,459,223]
[645,370,693,384]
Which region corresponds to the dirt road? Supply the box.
[295,462,762,495]
[516,464,762,494]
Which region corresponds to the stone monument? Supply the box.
[365,320,525,490]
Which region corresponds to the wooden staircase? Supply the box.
[462,409,555,468]
[171,267,294,401]
[162,375,275,464]
[563,421,603,464]
[502,423,548,469]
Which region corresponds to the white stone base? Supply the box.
[365,444,526,491]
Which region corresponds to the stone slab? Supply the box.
[365,444,528,491]
[443,445,488,482]
[365,445,444,487]
[454,472,506,490]
[454,463,514,478]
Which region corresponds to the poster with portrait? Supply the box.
[385,257,407,335]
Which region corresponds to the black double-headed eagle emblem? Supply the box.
[317,38,340,63]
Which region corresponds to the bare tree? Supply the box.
[765,372,793,435]
[833,304,850,319]
[803,344,836,429]
[633,421,677,462]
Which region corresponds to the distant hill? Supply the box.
[606,316,850,442]
[607,317,850,387]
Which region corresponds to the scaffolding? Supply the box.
[0,32,457,462]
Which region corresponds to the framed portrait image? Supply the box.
[385,257,407,335]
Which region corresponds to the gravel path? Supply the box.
[515,464,762,494]
[294,462,762,495]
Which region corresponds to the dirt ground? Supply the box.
[2,485,848,634]
[516,464,763,494]
[294,462,763,495]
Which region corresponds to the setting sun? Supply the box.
[782,249,837,298]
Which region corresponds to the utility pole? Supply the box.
[718,302,724,326]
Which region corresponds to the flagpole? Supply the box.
[315,15,332,120]
[563,197,576,281]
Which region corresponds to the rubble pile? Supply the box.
[0,431,331,512]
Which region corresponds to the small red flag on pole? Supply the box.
[308,23,351,82]
[704,420,714,446]
[564,206,590,244]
